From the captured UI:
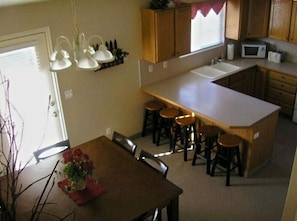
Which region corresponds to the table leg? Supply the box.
[167,197,179,221]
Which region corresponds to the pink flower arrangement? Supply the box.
[61,148,94,187]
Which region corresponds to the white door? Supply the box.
[0,27,67,167]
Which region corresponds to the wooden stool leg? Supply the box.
[142,109,149,137]
[156,118,163,146]
[192,134,202,165]
[210,146,219,176]
[206,137,211,174]
[152,111,158,144]
[183,126,189,161]
[236,147,243,177]
[226,148,231,186]
[172,124,180,153]
[169,122,175,153]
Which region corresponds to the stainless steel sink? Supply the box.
[191,62,240,79]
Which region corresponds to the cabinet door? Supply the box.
[156,10,175,62]
[268,0,292,41]
[214,76,229,87]
[229,71,249,94]
[225,0,243,40]
[254,67,267,100]
[246,0,270,38]
[175,6,191,56]
[289,2,297,43]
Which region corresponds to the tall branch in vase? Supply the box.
[0,75,75,220]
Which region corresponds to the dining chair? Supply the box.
[33,139,70,163]
[138,150,169,221]
[112,131,137,156]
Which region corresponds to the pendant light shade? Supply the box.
[93,44,114,63]
[77,51,100,70]
[50,48,72,71]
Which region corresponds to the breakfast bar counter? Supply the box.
[142,71,280,177]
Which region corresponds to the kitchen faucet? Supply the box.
[211,57,218,65]
[211,55,224,65]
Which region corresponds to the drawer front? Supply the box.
[268,79,297,94]
[269,71,297,86]
[267,87,296,104]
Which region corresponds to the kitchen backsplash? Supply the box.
[260,38,297,63]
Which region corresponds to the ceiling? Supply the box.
[0,0,48,8]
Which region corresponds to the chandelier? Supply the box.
[49,0,114,71]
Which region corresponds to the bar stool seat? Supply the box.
[156,108,180,152]
[210,133,243,186]
[175,115,197,161]
[192,125,220,174]
[142,100,165,144]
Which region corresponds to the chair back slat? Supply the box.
[33,139,70,163]
[112,131,137,156]
[139,150,168,178]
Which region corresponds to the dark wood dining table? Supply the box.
[15,136,183,221]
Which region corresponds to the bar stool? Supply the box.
[210,133,243,186]
[192,125,220,174]
[156,108,180,152]
[141,100,165,144]
[174,114,197,161]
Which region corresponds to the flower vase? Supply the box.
[74,180,86,191]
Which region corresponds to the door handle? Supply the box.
[52,111,58,117]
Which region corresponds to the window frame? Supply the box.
[190,2,226,54]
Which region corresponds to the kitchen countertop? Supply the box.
[227,58,297,77]
[141,58,283,128]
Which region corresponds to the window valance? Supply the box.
[192,0,226,18]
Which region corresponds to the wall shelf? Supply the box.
[93,39,128,72]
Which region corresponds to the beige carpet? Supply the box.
[133,115,297,221]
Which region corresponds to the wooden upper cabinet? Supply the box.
[268,0,292,41]
[141,4,191,63]
[155,10,175,63]
[226,0,270,40]
[289,2,297,43]
[175,6,191,57]
[246,0,270,38]
[225,0,243,40]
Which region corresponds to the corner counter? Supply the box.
[142,70,280,177]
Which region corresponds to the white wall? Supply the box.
[0,0,296,149]
[0,0,151,146]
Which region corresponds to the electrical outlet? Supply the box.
[163,61,168,68]
[64,89,73,99]
[106,128,112,136]
[148,65,153,73]
[253,132,260,139]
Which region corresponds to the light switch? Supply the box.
[148,65,153,73]
[64,89,73,99]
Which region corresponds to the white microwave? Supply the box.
[241,42,266,58]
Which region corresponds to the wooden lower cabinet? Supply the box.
[266,70,297,117]
[254,67,267,100]
[214,67,256,96]
[214,66,297,117]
